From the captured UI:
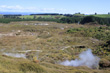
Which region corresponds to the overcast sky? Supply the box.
[0,0,110,14]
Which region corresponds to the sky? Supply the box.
[0,0,110,14]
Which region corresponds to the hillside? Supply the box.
[0,21,110,73]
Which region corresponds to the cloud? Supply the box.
[0,5,23,10]
[0,5,67,13]
[0,5,35,12]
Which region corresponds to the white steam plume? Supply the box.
[60,49,100,69]
[3,52,26,58]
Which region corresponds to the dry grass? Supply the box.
[0,21,110,73]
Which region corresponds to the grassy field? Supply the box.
[91,14,110,18]
[0,21,110,73]
[19,15,65,19]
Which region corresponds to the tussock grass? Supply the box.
[0,21,110,73]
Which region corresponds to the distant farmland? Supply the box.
[93,14,110,18]
[19,15,65,19]
[0,13,110,26]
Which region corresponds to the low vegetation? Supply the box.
[0,20,110,73]
[67,27,110,41]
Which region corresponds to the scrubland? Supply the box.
[0,21,110,73]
